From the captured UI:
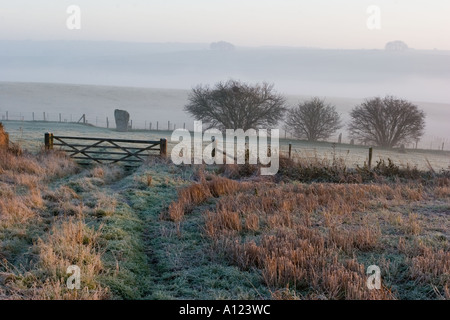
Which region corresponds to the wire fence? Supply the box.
[1,109,449,151]
[0,110,192,132]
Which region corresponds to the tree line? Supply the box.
[185,79,426,148]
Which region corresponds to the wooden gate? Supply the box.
[45,133,167,165]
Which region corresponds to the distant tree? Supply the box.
[385,40,409,52]
[184,80,286,130]
[285,97,342,141]
[210,41,235,51]
[348,96,426,148]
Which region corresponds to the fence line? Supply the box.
[1,110,448,151]
[0,110,195,132]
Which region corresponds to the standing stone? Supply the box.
[114,109,130,132]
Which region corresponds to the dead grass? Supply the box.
[410,246,449,288]
[30,216,109,300]
[0,146,110,299]
[165,176,242,223]
[0,149,78,229]
[0,123,8,150]
[187,173,448,300]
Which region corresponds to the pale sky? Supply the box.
[0,0,449,49]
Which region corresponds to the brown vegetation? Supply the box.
[0,123,8,149]
[166,157,450,300]
[0,146,112,299]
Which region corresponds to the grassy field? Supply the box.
[2,120,449,171]
[1,121,449,300]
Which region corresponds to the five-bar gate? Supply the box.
[45,133,167,165]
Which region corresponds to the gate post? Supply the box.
[45,132,54,150]
[160,138,167,157]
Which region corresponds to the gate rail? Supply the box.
[45,133,167,165]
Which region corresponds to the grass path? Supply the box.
[110,160,268,299]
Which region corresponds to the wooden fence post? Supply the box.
[289,143,292,159]
[160,138,167,157]
[368,147,373,169]
[45,133,54,150]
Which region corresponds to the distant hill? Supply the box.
[0,40,449,103]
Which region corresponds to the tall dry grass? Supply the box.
[165,176,243,223]
[0,123,8,150]
[0,149,78,227]
[197,177,446,300]
[32,216,109,300]
[0,146,110,300]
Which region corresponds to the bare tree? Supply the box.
[184,80,286,130]
[385,40,409,52]
[210,41,235,51]
[348,96,426,148]
[285,97,342,141]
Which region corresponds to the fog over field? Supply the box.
[1,40,449,102]
[0,40,449,149]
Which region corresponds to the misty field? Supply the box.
[2,120,449,171]
[1,82,449,150]
[0,121,449,300]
